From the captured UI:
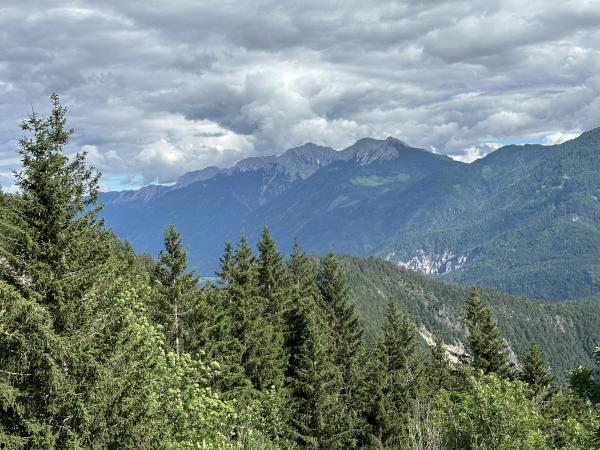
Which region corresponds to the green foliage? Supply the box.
[522,341,555,396]
[337,255,599,381]
[437,375,547,450]
[436,374,600,450]
[364,300,423,447]
[289,307,348,448]
[317,253,365,444]
[464,287,510,377]
[569,344,600,403]
[155,224,200,356]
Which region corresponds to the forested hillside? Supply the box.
[2,96,600,448]
[100,126,600,301]
[338,256,600,380]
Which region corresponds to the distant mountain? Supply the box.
[100,129,600,300]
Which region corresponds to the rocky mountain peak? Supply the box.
[175,166,221,188]
[343,136,408,165]
[229,155,277,173]
[277,143,344,179]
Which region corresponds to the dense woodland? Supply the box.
[338,256,600,380]
[1,96,599,449]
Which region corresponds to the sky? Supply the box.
[1,0,600,191]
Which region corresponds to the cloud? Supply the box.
[0,0,599,189]
[543,131,582,145]
[450,143,503,163]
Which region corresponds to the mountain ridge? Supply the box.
[99,129,600,300]
[102,136,443,205]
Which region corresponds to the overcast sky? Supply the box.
[1,0,600,190]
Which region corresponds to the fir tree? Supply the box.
[290,308,349,449]
[428,335,453,392]
[464,287,510,377]
[11,93,107,329]
[0,95,171,447]
[286,242,322,377]
[257,226,290,315]
[318,252,364,373]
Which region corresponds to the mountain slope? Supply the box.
[370,131,600,299]
[337,255,599,381]
[100,137,459,270]
[100,129,600,300]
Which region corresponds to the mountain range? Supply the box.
[100,129,600,301]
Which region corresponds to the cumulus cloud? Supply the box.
[543,131,582,145]
[0,0,600,189]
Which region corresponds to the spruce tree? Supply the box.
[257,226,290,315]
[290,308,349,449]
[0,95,171,447]
[257,227,290,370]
[365,300,422,447]
[427,335,453,392]
[155,224,199,356]
[318,252,364,373]
[286,244,346,447]
[318,252,365,442]
[464,286,510,377]
[0,95,107,446]
[215,240,234,285]
[11,93,107,329]
[229,236,287,392]
[286,242,322,377]
[521,341,554,396]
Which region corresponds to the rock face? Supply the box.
[398,250,471,275]
[342,136,409,166]
[418,325,466,363]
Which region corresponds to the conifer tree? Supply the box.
[428,335,453,392]
[290,308,349,449]
[229,236,287,392]
[257,226,291,374]
[215,240,234,285]
[11,93,107,329]
[521,341,554,396]
[0,95,109,446]
[0,95,172,447]
[568,343,600,403]
[257,226,290,315]
[464,287,510,377]
[318,252,364,373]
[155,224,199,356]
[286,242,322,376]
[365,300,422,447]
[286,244,348,447]
[318,252,365,441]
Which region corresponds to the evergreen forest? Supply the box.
[1,96,599,449]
